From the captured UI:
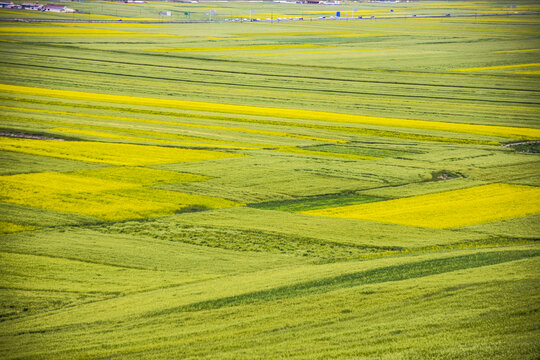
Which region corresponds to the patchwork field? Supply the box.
[0,0,539,359]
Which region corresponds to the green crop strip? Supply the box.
[302,144,425,158]
[152,249,539,315]
[249,193,385,212]
[0,95,500,145]
[92,221,396,260]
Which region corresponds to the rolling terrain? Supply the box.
[0,1,539,358]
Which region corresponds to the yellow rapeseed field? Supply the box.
[48,22,159,27]
[0,104,336,145]
[0,168,241,221]
[143,44,322,52]
[225,49,395,57]
[302,183,540,229]
[1,84,538,139]
[514,70,540,75]
[236,31,335,36]
[0,105,260,148]
[51,128,255,149]
[0,221,37,234]
[0,172,138,196]
[0,138,241,166]
[0,26,172,37]
[111,187,239,211]
[72,166,209,186]
[455,63,540,72]
[495,49,540,53]
[0,27,132,34]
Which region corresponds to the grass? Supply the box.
[248,191,385,212]
[0,2,539,359]
[162,249,539,313]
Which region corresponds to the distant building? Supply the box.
[21,2,43,10]
[43,3,75,12]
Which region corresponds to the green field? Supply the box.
[0,1,539,358]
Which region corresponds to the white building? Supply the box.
[43,3,75,12]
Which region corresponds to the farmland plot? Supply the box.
[0,2,539,359]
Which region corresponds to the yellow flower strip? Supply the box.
[0,138,241,166]
[47,22,159,27]
[1,84,538,140]
[0,33,176,37]
[514,70,540,75]
[16,112,491,146]
[0,109,497,148]
[0,171,138,195]
[0,27,132,33]
[276,146,378,161]
[55,125,335,145]
[72,166,208,186]
[454,63,540,72]
[0,181,231,222]
[326,34,388,38]
[51,128,255,150]
[142,44,323,52]
[0,104,342,144]
[232,31,339,37]
[51,127,160,142]
[0,105,262,148]
[0,96,509,146]
[495,49,540,53]
[0,10,160,20]
[0,168,242,221]
[302,183,540,229]
[0,221,37,234]
[225,49,395,57]
[0,26,175,37]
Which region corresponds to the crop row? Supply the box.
[0,105,261,146]
[143,44,323,52]
[1,106,340,146]
[1,84,538,140]
[0,95,501,147]
[0,138,241,166]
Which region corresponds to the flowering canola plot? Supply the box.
[0,138,241,166]
[143,44,323,52]
[0,167,240,221]
[1,84,538,140]
[302,183,540,229]
[72,166,209,185]
[0,221,37,234]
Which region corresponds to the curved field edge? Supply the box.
[152,249,539,314]
[0,247,538,360]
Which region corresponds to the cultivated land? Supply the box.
[0,1,539,359]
